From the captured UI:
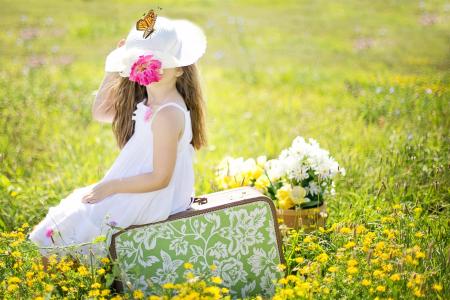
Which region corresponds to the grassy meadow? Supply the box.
[0,0,449,299]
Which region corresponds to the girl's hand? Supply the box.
[117,38,126,48]
[81,181,115,204]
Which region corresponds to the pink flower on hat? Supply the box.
[129,54,162,86]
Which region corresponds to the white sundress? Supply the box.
[28,97,196,261]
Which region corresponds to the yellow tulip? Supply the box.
[277,185,295,210]
[291,186,307,205]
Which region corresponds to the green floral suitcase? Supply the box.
[109,186,286,299]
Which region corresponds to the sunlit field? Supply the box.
[1,0,448,299]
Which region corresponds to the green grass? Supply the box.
[0,0,448,298]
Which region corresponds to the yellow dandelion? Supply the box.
[97,268,106,275]
[376,285,386,292]
[101,257,110,264]
[303,236,313,243]
[211,276,222,284]
[45,284,54,292]
[347,259,358,267]
[361,279,371,286]
[133,289,144,299]
[277,263,286,271]
[183,262,193,269]
[315,252,329,263]
[91,282,101,289]
[88,290,99,297]
[78,266,89,276]
[340,227,352,234]
[432,283,443,292]
[415,232,424,238]
[185,271,195,279]
[7,284,19,292]
[344,241,356,249]
[328,266,339,273]
[382,263,393,272]
[413,287,424,297]
[356,225,366,234]
[415,251,426,259]
[347,266,358,274]
[162,282,176,289]
[373,269,385,279]
[11,251,22,258]
[7,277,22,284]
[390,273,401,281]
[295,257,304,263]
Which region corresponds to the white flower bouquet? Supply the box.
[214,136,345,210]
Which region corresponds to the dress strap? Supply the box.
[148,103,190,142]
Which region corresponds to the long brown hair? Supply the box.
[103,63,208,151]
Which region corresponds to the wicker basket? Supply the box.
[276,201,328,231]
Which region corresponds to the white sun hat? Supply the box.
[104,15,207,77]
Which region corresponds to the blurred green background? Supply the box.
[0,0,448,237]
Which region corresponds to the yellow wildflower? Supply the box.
[133,289,144,299]
[328,266,339,273]
[347,259,358,267]
[340,227,352,234]
[211,276,222,284]
[162,282,176,289]
[344,241,356,249]
[414,287,424,297]
[7,284,19,292]
[7,277,21,284]
[390,273,401,281]
[97,268,106,275]
[277,263,286,271]
[315,252,329,263]
[91,282,101,289]
[295,257,304,263]
[415,232,424,238]
[376,285,386,292]
[415,251,426,259]
[101,257,110,264]
[432,283,443,292]
[361,279,371,286]
[78,266,89,276]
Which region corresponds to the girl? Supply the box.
[27,14,208,269]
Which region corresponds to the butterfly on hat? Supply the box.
[136,7,162,39]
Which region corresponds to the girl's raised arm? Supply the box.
[91,71,119,123]
[92,38,126,123]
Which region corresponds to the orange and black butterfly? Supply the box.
[136,7,162,39]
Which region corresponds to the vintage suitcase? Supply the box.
[109,186,286,299]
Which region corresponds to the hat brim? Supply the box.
[104,16,207,77]
[172,19,207,66]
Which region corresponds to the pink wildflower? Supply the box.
[45,227,54,238]
[129,54,162,86]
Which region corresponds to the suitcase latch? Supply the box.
[191,196,208,205]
